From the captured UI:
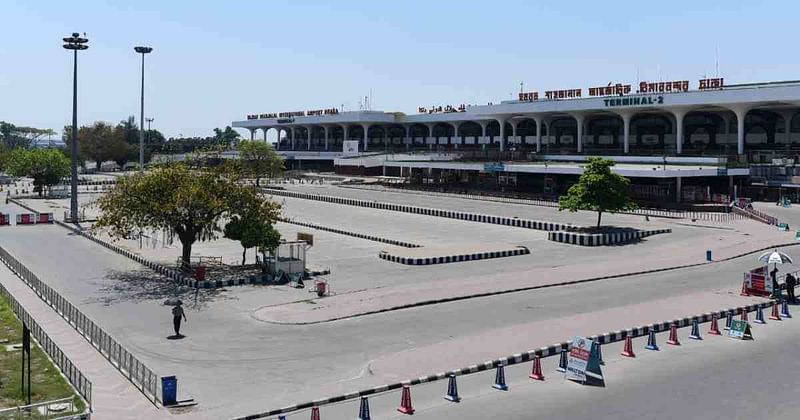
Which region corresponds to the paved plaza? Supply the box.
[1,186,798,419]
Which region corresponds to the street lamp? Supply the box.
[63,32,88,223]
[134,46,153,172]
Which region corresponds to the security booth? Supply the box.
[264,240,309,280]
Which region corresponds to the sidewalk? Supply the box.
[0,264,168,420]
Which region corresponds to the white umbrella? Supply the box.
[758,250,793,265]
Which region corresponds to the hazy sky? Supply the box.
[2,1,798,140]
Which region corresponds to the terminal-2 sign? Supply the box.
[603,95,664,108]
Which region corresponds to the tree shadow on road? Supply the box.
[85,268,237,310]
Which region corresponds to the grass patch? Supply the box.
[0,295,86,413]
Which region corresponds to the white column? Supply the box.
[249,128,255,141]
[778,110,795,144]
[676,177,682,203]
[451,122,460,148]
[274,128,280,150]
[617,112,633,154]
[342,125,349,146]
[307,126,312,150]
[290,127,296,150]
[728,106,751,155]
[671,108,690,155]
[362,124,370,151]
[323,126,330,151]
[533,116,542,153]
[426,123,436,150]
[570,113,585,153]
[497,118,506,152]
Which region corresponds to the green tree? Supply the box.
[95,164,281,269]
[223,186,283,264]
[237,140,284,186]
[78,122,116,170]
[558,157,637,228]
[5,148,70,196]
[1,121,55,149]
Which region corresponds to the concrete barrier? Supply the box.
[547,228,672,246]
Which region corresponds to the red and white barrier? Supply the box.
[0,214,9,226]
[16,213,36,225]
[36,213,54,224]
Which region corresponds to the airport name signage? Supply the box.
[603,95,664,108]
[518,77,724,103]
[418,104,467,114]
[247,107,340,120]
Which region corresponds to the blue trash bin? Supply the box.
[706,250,712,261]
[161,376,177,406]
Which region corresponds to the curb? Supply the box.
[234,298,778,420]
[547,228,672,246]
[264,188,573,232]
[259,240,800,326]
[279,217,421,248]
[378,246,530,265]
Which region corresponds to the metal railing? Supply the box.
[0,396,87,419]
[0,278,92,410]
[0,246,161,405]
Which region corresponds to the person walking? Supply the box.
[171,301,187,337]
[786,273,796,303]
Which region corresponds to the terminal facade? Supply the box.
[233,79,800,204]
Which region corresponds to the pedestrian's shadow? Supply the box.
[167,334,186,340]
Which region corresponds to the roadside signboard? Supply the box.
[343,140,360,156]
[728,320,752,340]
[566,336,593,382]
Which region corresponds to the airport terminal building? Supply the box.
[233,78,800,203]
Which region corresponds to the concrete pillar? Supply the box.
[451,122,460,148]
[532,116,542,153]
[249,128,255,141]
[323,126,330,151]
[307,126,313,150]
[671,108,691,155]
[290,127,296,150]
[727,106,752,155]
[616,112,633,154]
[362,124,370,151]
[497,118,506,152]
[778,110,795,144]
[570,113,585,153]
[274,128,281,150]
[676,177,682,203]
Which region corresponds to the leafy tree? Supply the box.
[1,121,55,149]
[558,157,637,228]
[78,122,117,170]
[95,163,281,269]
[5,148,70,196]
[223,186,283,264]
[213,126,240,149]
[237,140,284,186]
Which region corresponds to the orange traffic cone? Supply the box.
[740,280,750,296]
[397,385,415,415]
[709,314,721,335]
[621,335,635,357]
[770,303,782,321]
[310,406,320,420]
[529,355,544,381]
[667,324,680,345]
[740,308,748,321]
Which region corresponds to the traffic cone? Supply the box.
[444,374,461,402]
[740,280,750,296]
[754,306,766,324]
[645,329,659,350]
[592,342,605,365]
[556,349,568,373]
[709,314,722,335]
[621,335,635,357]
[529,355,544,381]
[781,300,792,318]
[492,364,508,391]
[667,324,680,346]
[310,407,320,420]
[397,385,415,415]
[770,303,782,321]
[689,319,702,340]
[740,308,748,322]
[725,311,734,330]
[358,396,371,420]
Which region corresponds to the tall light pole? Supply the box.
[134,46,153,172]
[63,33,88,222]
